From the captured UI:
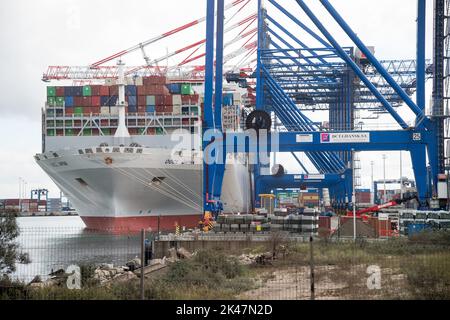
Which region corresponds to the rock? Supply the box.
[100,263,114,270]
[111,271,137,283]
[28,275,42,285]
[149,259,164,266]
[177,247,192,259]
[168,247,178,260]
[126,258,141,271]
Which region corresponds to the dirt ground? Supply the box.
[239,264,410,300]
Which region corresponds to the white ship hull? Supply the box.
[35,143,251,231]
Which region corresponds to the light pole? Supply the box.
[370,161,374,204]
[352,149,356,241]
[382,154,387,202]
[399,151,403,201]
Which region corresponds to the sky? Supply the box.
[0,0,435,198]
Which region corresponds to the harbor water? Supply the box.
[13,217,141,282]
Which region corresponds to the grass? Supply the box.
[2,231,450,300]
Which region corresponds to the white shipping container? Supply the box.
[101,107,110,114]
[110,107,119,115]
[173,105,182,115]
[172,95,182,105]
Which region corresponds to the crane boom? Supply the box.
[89,0,248,68]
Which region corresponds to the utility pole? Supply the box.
[400,151,403,201]
[370,161,374,204]
[352,149,356,241]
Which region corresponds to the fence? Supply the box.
[1,226,450,300]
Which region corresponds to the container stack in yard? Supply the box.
[214,209,319,235]
[399,210,450,236]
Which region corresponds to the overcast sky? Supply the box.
[0,0,435,198]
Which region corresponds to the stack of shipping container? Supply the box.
[45,76,203,137]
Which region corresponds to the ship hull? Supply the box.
[35,144,250,232]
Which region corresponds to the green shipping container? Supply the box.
[55,97,65,106]
[47,86,56,97]
[83,85,92,96]
[46,110,55,117]
[65,120,73,127]
[47,97,56,106]
[65,129,74,136]
[47,129,55,136]
[181,84,193,95]
[156,128,164,135]
[101,128,111,136]
[74,107,83,115]
[83,129,92,136]
[138,128,146,135]
[56,120,64,127]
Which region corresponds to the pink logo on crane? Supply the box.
[321,133,330,143]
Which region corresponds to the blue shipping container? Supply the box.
[126,85,137,96]
[64,87,73,96]
[223,93,234,106]
[100,96,110,106]
[146,106,155,113]
[128,106,137,113]
[128,96,137,106]
[168,83,181,94]
[72,86,83,96]
[65,96,74,107]
[109,96,118,106]
[408,223,431,236]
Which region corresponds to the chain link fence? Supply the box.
[1,227,450,300]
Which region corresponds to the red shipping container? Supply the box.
[91,96,101,107]
[181,95,191,105]
[56,87,65,96]
[74,96,83,106]
[147,128,156,135]
[99,86,109,96]
[143,76,166,86]
[90,85,101,96]
[137,86,146,96]
[100,119,109,126]
[191,94,200,104]
[81,97,92,107]
[137,106,146,113]
[164,95,173,106]
[163,105,173,113]
[109,85,119,96]
[155,95,165,106]
[90,106,100,114]
[138,96,146,106]
[155,105,165,113]
[65,108,73,115]
[128,128,138,135]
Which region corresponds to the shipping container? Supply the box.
[65,96,74,107]
[146,106,155,113]
[73,86,83,96]
[47,86,56,97]
[83,128,92,136]
[163,95,173,106]
[65,107,73,115]
[47,97,56,106]
[128,105,137,113]
[100,107,110,115]
[127,95,137,106]
[109,85,119,96]
[155,95,165,106]
[167,83,181,94]
[82,85,92,96]
[91,96,101,107]
[223,93,234,106]
[181,84,193,95]
[146,95,156,106]
[125,85,137,96]
[74,107,84,116]
[90,85,101,96]
[172,94,182,106]
[56,87,65,96]
[99,86,109,96]
[55,97,65,106]
[81,96,92,107]
[156,127,164,135]
[47,129,55,136]
[64,86,74,96]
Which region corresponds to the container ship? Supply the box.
[35,65,252,232]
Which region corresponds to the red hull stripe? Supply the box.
[80,214,203,232]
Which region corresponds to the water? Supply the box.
[12,217,141,283]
